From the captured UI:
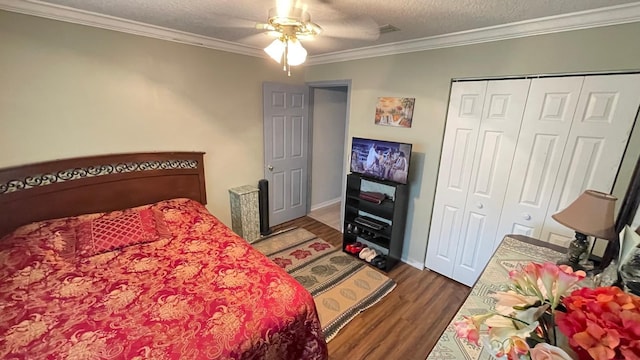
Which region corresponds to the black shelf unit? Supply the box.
[343,173,409,272]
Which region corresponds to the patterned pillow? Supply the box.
[76,208,166,257]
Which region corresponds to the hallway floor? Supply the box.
[308,201,341,231]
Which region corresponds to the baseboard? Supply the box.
[402,258,425,270]
[310,197,341,212]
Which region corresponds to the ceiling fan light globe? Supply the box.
[286,39,307,66]
[264,39,285,63]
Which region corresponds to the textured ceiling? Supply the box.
[27,0,640,55]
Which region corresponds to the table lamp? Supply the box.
[552,190,618,271]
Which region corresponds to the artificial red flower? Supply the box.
[557,286,640,360]
[454,262,639,360]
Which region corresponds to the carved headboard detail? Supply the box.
[0,152,206,237]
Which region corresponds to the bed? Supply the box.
[0,152,327,359]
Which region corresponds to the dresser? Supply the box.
[426,235,567,360]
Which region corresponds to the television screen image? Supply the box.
[350,137,412,184]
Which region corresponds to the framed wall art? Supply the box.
[374,97,415,128]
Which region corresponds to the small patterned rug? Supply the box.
[252,227,396,342]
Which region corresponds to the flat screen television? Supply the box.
[350,137,412,185]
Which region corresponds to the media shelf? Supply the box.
[344,220,391,248]
[343,173,409,272]
[344,196,394,219]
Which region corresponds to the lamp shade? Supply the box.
[552,190,618,241]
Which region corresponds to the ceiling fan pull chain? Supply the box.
[284,39,290,76]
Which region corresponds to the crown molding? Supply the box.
[1,0,639,65]
[0,0,265,57]
[307,2,640,65]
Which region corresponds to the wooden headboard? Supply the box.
[0,152,206,237]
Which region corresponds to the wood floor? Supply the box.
[308,202,341,231]
[272,216,471,360]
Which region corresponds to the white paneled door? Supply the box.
[263,82,310,226]
[451,79,531,286]
[496,77,584,246]
[540,74,640,246]
[425,79,531,285]
[426,73,640,287]
[425,81,487,277]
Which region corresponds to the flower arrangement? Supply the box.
[556,286,640,359]
[454,261,640,360]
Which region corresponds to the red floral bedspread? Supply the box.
[0,198,327,360]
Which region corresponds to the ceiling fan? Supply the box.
[253,0,380,75]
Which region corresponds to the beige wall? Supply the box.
[305,22,640,267]
[0,10,304,226]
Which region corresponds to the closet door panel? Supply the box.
[541,74,640,246]
[452,79,530,286]
[496,77,584,247]
[458,212,486,270]
[425,81,487,276]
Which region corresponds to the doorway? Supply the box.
[262,80,350,229]
[307,84,350,231]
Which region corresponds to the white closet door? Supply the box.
[425,81,487,277]
[452,79,530,286]
[541,74,640,246]
[495,77,584,246]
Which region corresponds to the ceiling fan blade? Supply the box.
[246,0,380,48]
[319,15,380,41]
[278,0,380,41]
[208,14,261,29]
[274,0,315,17]
[236,33,274,45]
[256,23,276,31]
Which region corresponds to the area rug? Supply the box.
[251,227,396,342]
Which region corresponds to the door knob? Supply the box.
[476,202,483,209]
[268,165,274,171]
[522,213,532,220]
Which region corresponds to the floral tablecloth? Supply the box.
[426,235,565,360]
